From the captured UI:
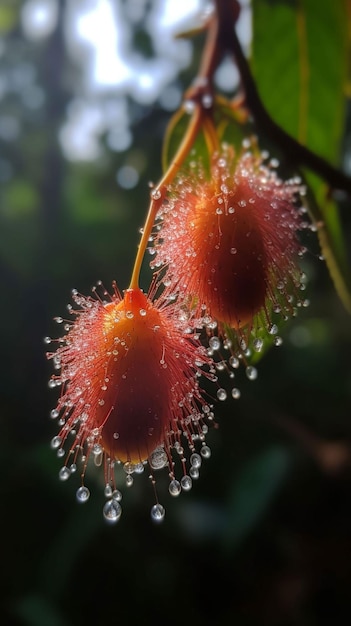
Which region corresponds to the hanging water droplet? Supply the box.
[169,479,181,497]
[231,387,241,399]
[190,466,199,479]
[104,484,113,498]
[230,247,237,254]
[50,408,59,420]
[112,489,122,501]
[123,462,135,474]
[151,503,165,523]
[246,366,258,380]
[274,336,283,346]
[209,336,221,351]
[217,388,227,401]
[51,435,62,449]
[59,466,71,481]
[181,475,192,491]
[103,499,122,523]
[126,475,133,487]
[149,447,168,470]
[229,356,240,369]
[200,445,211,459]
[253,338,263,352]
[269,324,278,335]
[76,486,90,503]
[190,453,202,468]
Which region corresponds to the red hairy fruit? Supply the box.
[153,146,306,329]
[47,286,211,468]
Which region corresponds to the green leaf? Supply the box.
[222,446,291,551]
[251,0,351,311]
[305,171,351,312]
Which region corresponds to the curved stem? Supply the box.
[129,106,203,290]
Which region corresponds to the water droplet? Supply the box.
[246,366,258,380]
[209,336,221,351]
[44,336,52,345]
[169,479,181,497]
[190,467,199,479]
[274,336,283,346]
[151,188,161,200]
[217,388,227,401]
[104,484,113,498]
[190,453,202,468]
[126,475,133,487]
[76,486,90,503]
[112,489,122,501]
[253,338,263,352]
[229,356,240,369]
[126,311,134,319]
[149,447,168,470]
[103,499,122,523]
[184,99,196,114]
[200,445,211,459]
[139,309,147,317]
[202,93,213,108]
[181,475,192,491]
[59,466,71,481]
[269,324,278,335]
[123,462,135,474]
[231,387,241,399]
[230,247,237,254]
[151,503,165,523]
[228,206,235,214]
[51,435,62,449]
[134,462,145,474]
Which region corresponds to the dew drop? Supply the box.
[190,453,202,468]
[200,445,211,459]
[274,336,283,346]
[202,93,213,108]
[169,479,181,497]
[104,484,113,498]
[126,475,134,487]
[112,489,122,501]
[149,446,168,470]
[151,188,161,200]
[209,336,221,351]
[253,338,263,352]
[190,467,199,479]
[230,247,237,255]
[139,309,147,317]
[269,324,278,335]
[59,466,71,481]
[246,366,258,380]
[231,387,241,399]
[217,388,227,401]
[103,499,122,523]
[181,475,192,491]
[76,486,90,503]
[229,356,240,369]
[151,503,165,523]
[51,435,62,449]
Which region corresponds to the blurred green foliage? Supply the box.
[0,2,350,626]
